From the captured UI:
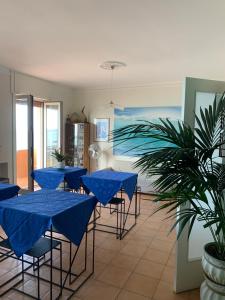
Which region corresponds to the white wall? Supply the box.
[14,72,75,121]
[0,67,13,181]
[73,83,182,192]
[0,68,76,182]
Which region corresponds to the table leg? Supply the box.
[50,226,53,300]
[37,258,40,300]
[135,186,138,219]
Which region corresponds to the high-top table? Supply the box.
[0,189,97,298]
[82,170,138,205]
[0,183,20,201]
[82,170,138,239]
[31,166,87,190]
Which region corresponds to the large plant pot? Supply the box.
[201,242,225,300]
[56,161,65,169]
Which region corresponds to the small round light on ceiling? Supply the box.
[100,61,126,70]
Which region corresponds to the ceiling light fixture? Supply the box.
[100,61,126,110]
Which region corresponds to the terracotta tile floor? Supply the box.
[0,194,200,299]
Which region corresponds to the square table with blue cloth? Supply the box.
[0,183,20,201]
[31,167,87,190]
[0,189,97,257]
[81,170,138,205]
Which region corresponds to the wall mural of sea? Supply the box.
[113,106,182,157]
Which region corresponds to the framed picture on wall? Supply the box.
[94,118,110,142]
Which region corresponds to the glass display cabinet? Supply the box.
[65,121,90,170]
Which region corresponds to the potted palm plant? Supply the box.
[112,94,225,299]
[51,149,67,169]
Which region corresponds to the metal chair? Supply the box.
[109,197,126,239]
[95,197,125,239]
[0,236,62,300]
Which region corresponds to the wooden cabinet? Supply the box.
[65,122,90,170]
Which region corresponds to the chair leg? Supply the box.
[120,202,123,240]
[33,257,35,272]
[124,201,126,224]
[135,188,137,218]
[85,231,88,271]
[116,205,119,239]
[50,228,53,300]
[120,201,125,240]
[69,241,72,284]
[59,243,63,297]
[37,258,40,300]
[139,191,141,215]
[22,255,24,281]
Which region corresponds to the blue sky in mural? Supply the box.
[113,106,182,157]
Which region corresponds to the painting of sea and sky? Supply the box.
[113,106,182,157]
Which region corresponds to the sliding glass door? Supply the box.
[15,96,62,191]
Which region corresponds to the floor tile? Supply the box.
[77,279,120,300]
[17,278,50,298]
[124,273,159,297]
[143,221,162,230]
[134,259,164,279]
[117,289,149,300]
[153,281,189,300]
[167,254,176,267]
[161,266,176,284]
[150,238,174,253]
[156,230,176,242]
[120,241,148,258]
[127,235,153,247]
[94,247,118,264]
[187,288,200,300]
[101,238,127,252]
[7,291,32,300]
[92,261,107,278]
[98,265,131,288]
[111,253,140,271]
[143,248,170,265]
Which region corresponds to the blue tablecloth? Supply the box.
[0,190,97,257]
[31,167,87,189]
[0,183,20,201]
[81,170,138,205]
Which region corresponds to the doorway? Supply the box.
[15,95,62,190]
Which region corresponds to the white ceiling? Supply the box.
[0,0,225,88]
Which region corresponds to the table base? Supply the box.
[0,223,95,300]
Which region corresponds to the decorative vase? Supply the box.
[201,243,225,299]
[57,161,65,169]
